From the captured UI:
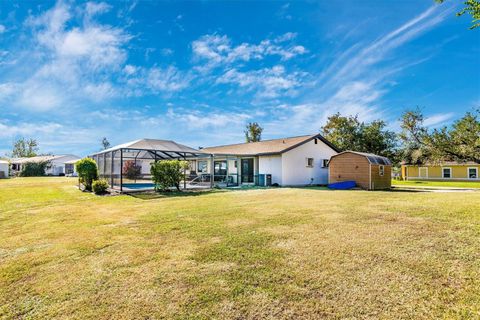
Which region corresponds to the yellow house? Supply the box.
[401,162,480,181]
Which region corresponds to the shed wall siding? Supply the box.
[329,153,371,189]
[370,164,392,189]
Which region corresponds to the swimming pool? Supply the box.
[121,183,155,190]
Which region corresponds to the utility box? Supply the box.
[266,174,272,186]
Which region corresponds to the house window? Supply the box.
[379,165,385,176]
[306,158,314,167]
[468,167,478,179]
[442,167,452,179]
[322,159,329,168]
[197,161,207,173]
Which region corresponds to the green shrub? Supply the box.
[151,160,189,192]
[92,179,109,194]
[20,161,47,176]
[122,160,142,180]
[76,158,98,191]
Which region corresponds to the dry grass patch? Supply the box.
[0,178,479,319]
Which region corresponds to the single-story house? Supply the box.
[90,134,339,191]
[64,159,80,176]
[10,155,81,176]
[328,151,392,190]
[401,162,480,181]
[0,160,9,178]
[201,134,339,186]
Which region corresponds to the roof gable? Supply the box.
[202,134,339,156]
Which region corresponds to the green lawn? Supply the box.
[1,177,479,319]
[393,179,480,189]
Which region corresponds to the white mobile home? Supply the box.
[201,134,339,186]
[0,160,9,178]
[10,155,81,176]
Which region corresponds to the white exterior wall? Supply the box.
[281,139,337,186]
[0,161,9,178]
[258,155,282,185]
[47,155,81,175]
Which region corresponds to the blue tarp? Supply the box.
[328,181,356,190]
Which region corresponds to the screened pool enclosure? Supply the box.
[90,139,245,192]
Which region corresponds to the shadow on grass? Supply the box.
[128,189,221,200]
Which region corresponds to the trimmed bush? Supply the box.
[151,160,189,192]
[123,160,142,180]
[20,161,47,177]
[92,179,109,194]
[76,158,98,191]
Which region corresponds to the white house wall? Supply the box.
[281,139,337,185]
[0,162,9,178]
[258,155,282,185]
[48,155,81,175]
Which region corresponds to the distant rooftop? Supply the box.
[10,155,79,164]
[202,134,338,156]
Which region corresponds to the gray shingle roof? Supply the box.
[202,134,338,156]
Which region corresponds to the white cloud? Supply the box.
[85,2,111,19]
[146,66,191,92]
[217,65,306,98]
[424,112,455,127]
[0,25,6,33]
[192,33,307,68]
[166,107,251,129]
[0,121,62,139]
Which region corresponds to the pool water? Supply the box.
[122,183,155,189]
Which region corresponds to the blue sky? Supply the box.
[0,0,479,156]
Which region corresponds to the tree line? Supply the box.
[245,108,479,165]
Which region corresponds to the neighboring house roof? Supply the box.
[10,155,79,164]
[331,151,392,165]
[93,138,206,155]
[403,161,479,166]
[64,159,80,164]
[202,134,339,156]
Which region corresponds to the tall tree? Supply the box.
[245,122,263,143]
[321,113,398,160]
[101,137,111,150]
[10,138,39,158]
[398,108,432,164]
[436,0,480,29]
[321,113,362,152]
[399,108,480,164]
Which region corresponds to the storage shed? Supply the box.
[328,151,392,190]
[0,160,9,178]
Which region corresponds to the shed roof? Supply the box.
[331,151,392,165]
[93,139,206,156]
[202,134,338,156]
